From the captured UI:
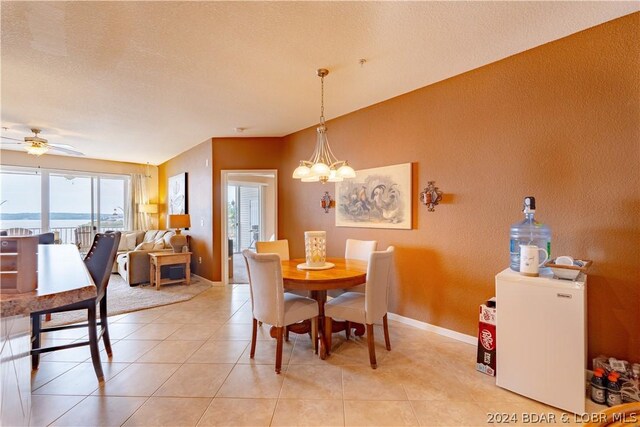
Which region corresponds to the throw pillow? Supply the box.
[134,242,154,251]
[152,238,165,250]
[126,232,138,250]
[117,233,130,251]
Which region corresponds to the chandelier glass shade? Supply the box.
[26,142,49,156]
[292,69,355,184]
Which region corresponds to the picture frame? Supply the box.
[335,162,412,229]
[168,172,188,216]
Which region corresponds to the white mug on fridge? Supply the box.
[519,244,549,277]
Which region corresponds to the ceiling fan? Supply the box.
[1,128,85,157]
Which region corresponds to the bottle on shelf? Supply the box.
[606,375,622,407]
[590,370,607,405]
[509,196,552,271]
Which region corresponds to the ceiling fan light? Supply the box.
[292,164,311,179]
[26,145,49,156]
[337,163,356,178]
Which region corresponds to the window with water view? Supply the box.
[0,166,130,245]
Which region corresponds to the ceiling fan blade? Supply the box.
[48,142,77,150]
[49,146,85,156]
[1,135,23,142]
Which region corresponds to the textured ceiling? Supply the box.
[1,1,638,164]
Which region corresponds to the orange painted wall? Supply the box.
[211,138,284,281]
[158,140,214,280]
[280,14,639,362]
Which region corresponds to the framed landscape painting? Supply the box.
[335,163,411,229]
[168,172,188,215]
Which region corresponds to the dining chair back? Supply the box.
[243,249,319,373]
[324,246,395,368]
[365,246,395,324]
[329,239,377,298]
[84,233,121,301]
[30,232,121,382]
[345,239,378,262]
[255,239,290,261]
[243,250,286,327]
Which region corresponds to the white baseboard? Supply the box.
[387,312,477,346]
[192,274,223,287]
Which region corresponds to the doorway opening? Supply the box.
[221,170,277,285]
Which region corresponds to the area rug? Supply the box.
[45,274,212,326]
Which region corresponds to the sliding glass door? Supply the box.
[0,166,129,244]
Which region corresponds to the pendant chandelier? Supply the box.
[292,68,356,183]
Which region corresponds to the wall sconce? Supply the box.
[420,181,443,212]
[321,191,335,213]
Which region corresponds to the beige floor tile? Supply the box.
[411,400,489,426]
[225,309,254,324]
[398,367,477,402]
[289,338,330,366]
[95,363,180,397]
[280,364,343,399]
[114,309,167,324]
[167,323,223,341]
[187,340,249,364]
[29,394,84,427]
[40,344,91,363]
[34,361,129,395]
[137,340,204,363]
[216,364,285,398]
[342,364,408,401]
[271,399,344,427]
[344,400,418,426]
[41,328,88,340]
[50,396,147,426]
[154,363,234,397]
[99,339,162,363]
[197,398,276,426]
[209,323,271,340]
[123,396,211,426]
[327,335,391,366]
[154,309,208,324]
[31,361,79,391]
[102,322,145,339]
[238,338,294,366]
[122,323,183,340]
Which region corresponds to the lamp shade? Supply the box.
[139,203,158,214]
[169,214,190,229]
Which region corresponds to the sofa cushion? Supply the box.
[143,230,165,243]
[118,232,138,251]
[135,241,155,251]
[162,231,175,248]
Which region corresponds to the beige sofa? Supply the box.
[116,230,177,286]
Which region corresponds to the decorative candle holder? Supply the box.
[304,231,326,267]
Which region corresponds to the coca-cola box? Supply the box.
[476,298,497,376]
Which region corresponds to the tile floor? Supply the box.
[30,282,602,426]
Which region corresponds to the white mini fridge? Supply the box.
[495,268,587,414]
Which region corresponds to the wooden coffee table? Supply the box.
[149,252,191,290]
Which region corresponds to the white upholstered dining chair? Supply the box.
[255,239,290,261]
[328,239,377,301]
[324,246,395,369]
[242,250,319,373]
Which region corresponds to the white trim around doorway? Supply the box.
[220,169,278,286]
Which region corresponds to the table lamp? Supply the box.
[168,214,190,252]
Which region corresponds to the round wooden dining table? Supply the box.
[281,257,367,359]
